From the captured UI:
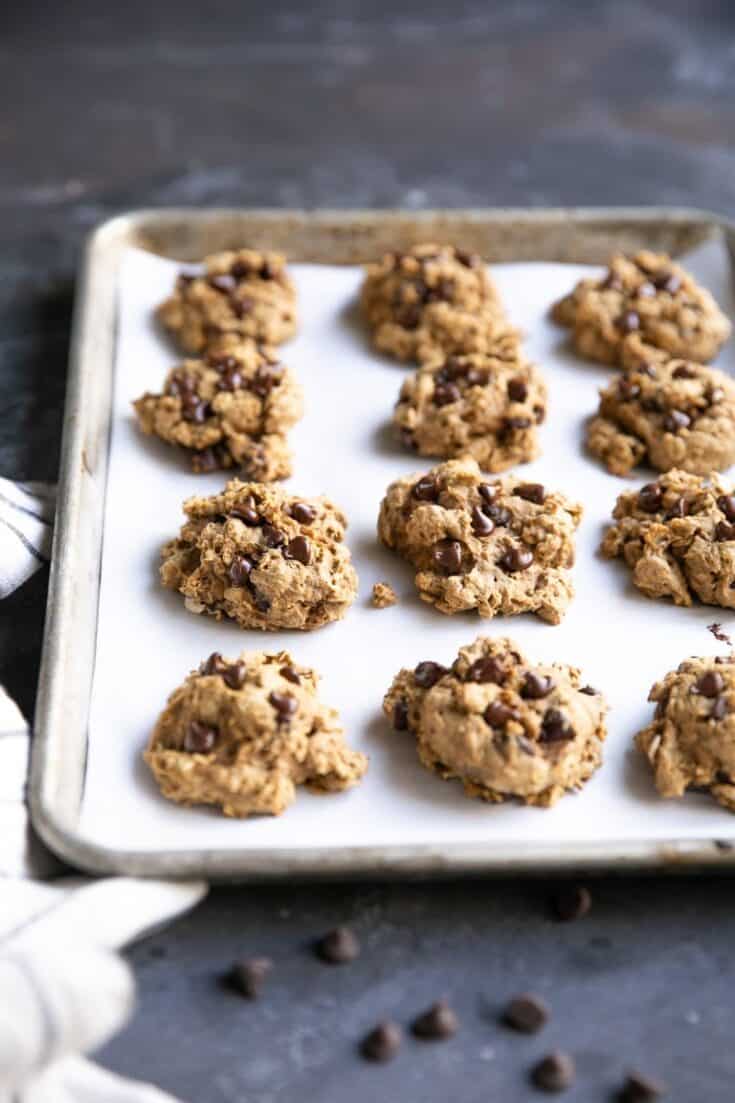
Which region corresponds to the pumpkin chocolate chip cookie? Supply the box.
[383,636,608,807]
[377,458,582,624]
[601,469,735,609]
[145,650,367,817]
[636,653,735,812]
[161,480,358,630]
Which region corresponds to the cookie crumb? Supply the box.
[372,581,398,608]
[708,622,732,646]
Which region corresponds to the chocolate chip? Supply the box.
[664,496,689,520]
[217,364,244,392]
[507,378,529,402]
[455,248,479,268]
[412,475,440,502]
[503,993,549,1034]
[716,521,735,541]
[269,691,297,723]
[663,409,691,433]
[708,623,732,645]
[484,700,518,728]
[484,501,511,526]
[223,661,247,689]
[718,495,735,523]
[531,1051,576,1092]
[654,271,681,294]
[393,699,409,731]
[399,303,421,329]
[534,404,547,423]
[284,536,311,565]
[637,483,663,513]
[260,259,276,279]
[540,708,574,743]
[181,394,210,423]
[603,272,624,291]
[400,427,417,450]
[504,415,533,432]
[712,694,729,720]
[411,1000,459,1040]
[228,556,254,586]
[637,281,656,298]
[619,310,640,332]
[478,482,499,505]
[618,378,641,401]
[226,957,273,999]
[641,395,662,413]
[471,505,495,536]
[280,665,301,684]
[249,364,283,397]
[414,661,447,688]
[290,501,317,524]
[552,885,591,921]
[191,447,221,473]
[672,363,695,379]
[201,652,228,676]
[167,371,196,396]
[499,546,534,573]
[183,721,218,753]
[618,1070,666,1102]
[465,367,489,386]
[230,259,253,279]
[316,926,360,964]
[432,538,464,575]
[230,498,260,525]
[696,670,724,697]
[262,524,285,548]
[361,1021,402,1062]
[467,656,507,684]
[209,274,236,293]
[253,590,271,612]
[514,483,546,505]
[231,295,254,318]
[522,672,555,699]
[434,382,461,406]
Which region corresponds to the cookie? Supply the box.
[636,653,735,812]
[552,250,731,366]
[383,636,607,807]
[377,458,582,624]
[392,344,547,471]
[133,339,303,477]
[415,301,520,364]
[157,249,298,353]
[586,356,735,477]
[145,650,367,817]
[360,243,503,363]
[161,480,358,630]
[601,469,735,609]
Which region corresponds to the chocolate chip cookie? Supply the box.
[383,636,607,807]
[415,301,520,364]
[161,481,358,630]
[157,249,298,353]
[360,243,503,363]
[636,653,735,812]
[552,250,731,366]
[392,343,547,471]
[133,339,303,477]
[586,356,735,476]
[377,458,582,624]
[601,469,735,609]
[145,650,367,817]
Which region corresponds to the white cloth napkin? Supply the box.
[0,479,206,1102]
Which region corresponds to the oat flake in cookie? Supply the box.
[160,480,358,630]
[157,248,298,354]
[133,338,303,477]
[601,469,735,610]
[383,636,608,807]
[551,250,731,367]
[377,458,582,624]
[145,650,367,817]
[587,354,735,477]
[636,653,735,812]
[393,342,547,471]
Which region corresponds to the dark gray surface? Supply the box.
[3,1,735,1098]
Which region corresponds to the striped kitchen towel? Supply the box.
[0,478,55,599]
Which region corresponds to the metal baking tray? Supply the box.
[30,206,735,880]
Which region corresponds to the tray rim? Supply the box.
[29,204,735,881]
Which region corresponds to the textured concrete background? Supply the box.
[2,1,735,1098]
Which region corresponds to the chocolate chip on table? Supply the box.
[552,885,591,922]
[411,1000,459,1040]
[290,501,317,524]
[484,700,518,728]
[392,699,409,731]
[269,692,297,722]
[284,535,311,565]
[361,1020,403,1062]
[637,483,663,513]
[662,409,691,433]
[708,623,732,645]
[202,652,228,676]
[618,1070,667,1102]
[183,721,218,753]
[514,483,546,505]
[414,661,447,688]
[412,475,440,502]
[503,993,549,1034]
[262,524,286,548]
[618,310,640,332]
[715,521,735,542]
[280,665,301,684]
[316,926,360,964]
[434,381,461,406]
[229,556,254,586]
[467,656,507,684]
[531,1051,576,1093]
[522,672,555,699]
[432,538,464,575]
[223,661,247,690]
[471,505,495,537]
[696,670,724,697]
[540,709,574,743]
[507,378,528,402]
[499,546,534,573]
[717,495,735,523]
[226,957,273,999]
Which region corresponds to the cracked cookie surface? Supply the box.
[392,342,547,471]
[377,457,582,624]
[145,650,367,817]
[601,469,735,609]
[552,250,731,366]
[636,653,735,812]
[161,480,358,630]
[133,338,303,477]
[360,243,503,363]
[383,636,607,807]
[157,248,298,353]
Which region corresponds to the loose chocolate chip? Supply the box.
[432,538,464,575]
[552,885,591,921]
[228,556,254,586]
[226,957,273,999]
[531,1051,576,1092]
[209,274,236,293]
[478,482,499,505]
[393,699,409,731]
[618,1070,666,1102]
[503,993,549,1034]
[411,1000,459,1040]
[712,694,729,720]
[269,691,297,722]
[522,672,555,699]
[507,377,528,402]
[718,495,735,523]
[663,409,691,433]
[316,926,360,964]
[637,483,663,513]
[467,656,507,684]
[284,535,311,565]
[471,505,495,537]
[262,524,286,548]
[183,721,218,753]
[672,363,695,379]
[223,661,247,690]
[540,708,574,743]
[280,665,301,684]
[484,700,517,728]
[434,381,461,406]
[716,521,735,541]
[618,378,641,401]
[202,652,228,676]
[361,1021,402,1062]
[619,310,640,332]
[579,685,599,696]
[290,501,317,524]
[696,670,724,697]
[514,483,546,505]
[499,546,534,573]
[412,475,440,502]
[414,661,447,688]
[230,498,260,525]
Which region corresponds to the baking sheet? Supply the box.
[78,239,735,854]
